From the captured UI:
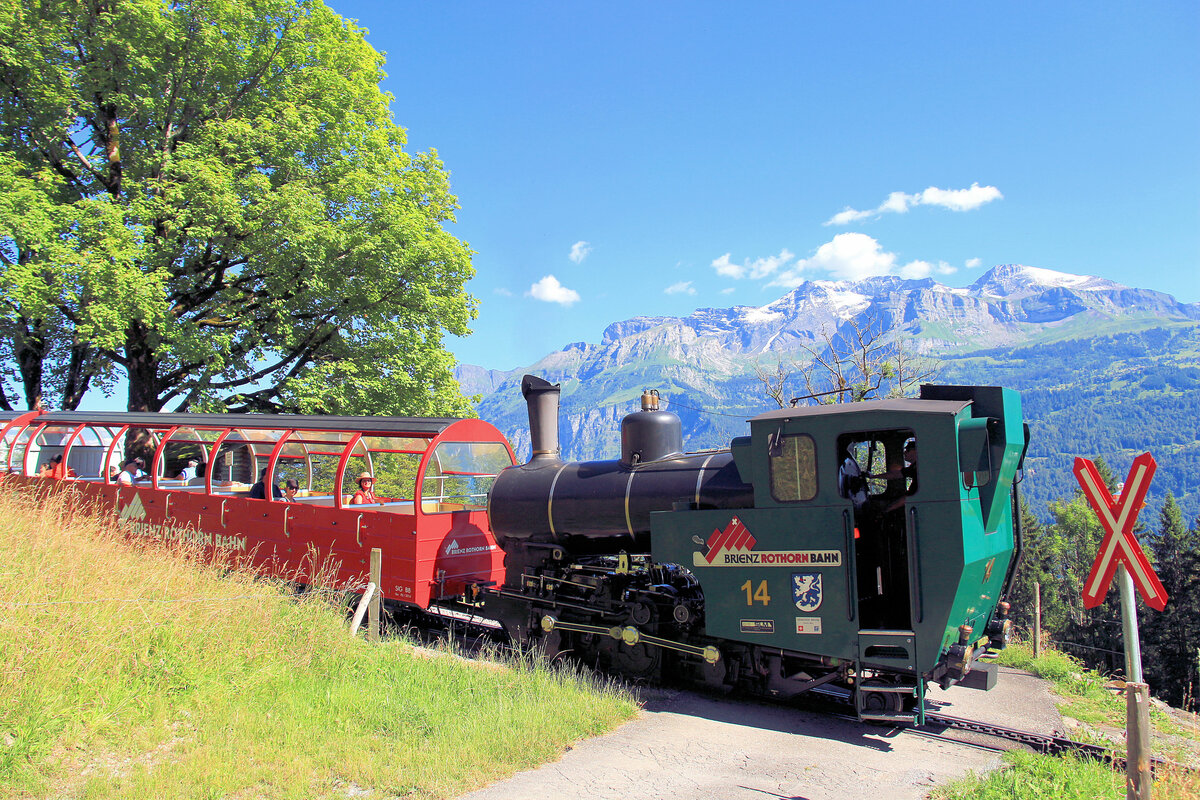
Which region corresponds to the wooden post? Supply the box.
[369,547,382,643]
[1033,581,1041,659]
[1119,562,1151,800]
[1126,681,1152,800]
[349,583,375,637]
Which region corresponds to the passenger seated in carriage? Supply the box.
[350,472,379,505]
[249,468,282,499]
[117,457,145,486]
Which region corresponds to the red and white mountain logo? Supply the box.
[692,517,842,568]
[702,517,756,563]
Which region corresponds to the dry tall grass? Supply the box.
[0,484,636,799]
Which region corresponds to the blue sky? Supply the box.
[332,2,1199,372]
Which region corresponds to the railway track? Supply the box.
[920,712,1185,774]
[411,609,1194,777]
[813,703,1185,775]
[768,683,1192,776]
[924,711,1113,758]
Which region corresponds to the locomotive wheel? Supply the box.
[610,641,660,679]
[577,633,661,680]
[629,602,652,626]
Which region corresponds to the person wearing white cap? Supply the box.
[176,459,199,481]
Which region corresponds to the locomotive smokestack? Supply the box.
[521,374,562,463]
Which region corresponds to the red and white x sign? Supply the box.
[1074,453,1168,611]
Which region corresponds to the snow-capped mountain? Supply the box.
[460,264,1200,466]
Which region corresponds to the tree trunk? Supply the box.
[125,322,162,412]
[61,339,98,410]
[13,319,45,410]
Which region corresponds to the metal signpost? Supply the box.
[1074,453,1168,800]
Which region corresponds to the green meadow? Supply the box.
[932,642,1200,800]
[0,486,636,799]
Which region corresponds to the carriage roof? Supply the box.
[32,411,464,437]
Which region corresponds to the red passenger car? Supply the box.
[0,412,515,608]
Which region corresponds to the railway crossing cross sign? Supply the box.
[1075,453,1164,800]
[1074,453,1168,612]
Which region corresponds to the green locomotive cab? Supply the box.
[650,384,1027,723]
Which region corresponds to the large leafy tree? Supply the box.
[0,0,476,415]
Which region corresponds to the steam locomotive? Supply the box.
[483,376,1026,723]
[1,374,1026,724]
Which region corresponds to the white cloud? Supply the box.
[824,182,1003,225]
[493,287,513,296]
[711,253,741,278]
[965,257,983,269]
[898,260,957,280]
[880,191,913,214]
[710,248,795,280]
[919,183,1003,211]
[768,233,952,287]
[568,241,592,264]
[720,287,736,294]
[826,208,873,226]
[527,275,580,306]
[665,280,696,295]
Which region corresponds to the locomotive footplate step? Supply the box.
[856,678,921,724]
[857,710,919,724]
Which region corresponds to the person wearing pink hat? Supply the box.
[350,472,378,504]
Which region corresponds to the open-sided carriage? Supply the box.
[0,412,515,607]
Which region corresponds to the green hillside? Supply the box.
[941,322,1200,521]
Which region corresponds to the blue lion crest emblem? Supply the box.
[792,572,822,612]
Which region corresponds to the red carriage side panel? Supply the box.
[2,412,515,612]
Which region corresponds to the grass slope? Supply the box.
[932,643,1200,799]
[0,485,636,799]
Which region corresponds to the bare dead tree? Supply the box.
[889,333,941,398]
[752,315,940,407]
[753,357,793,409]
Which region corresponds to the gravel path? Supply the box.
[456,666,1062,800]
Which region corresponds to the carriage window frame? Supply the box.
[419,441,515,513]
[768,433,818,503]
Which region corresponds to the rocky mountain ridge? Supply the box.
[462,263,1197,400]
[458,264,1200,515]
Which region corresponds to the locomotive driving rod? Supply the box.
[539,615,722,665]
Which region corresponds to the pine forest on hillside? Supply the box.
[941,323,1200,522]
[1008,481,1200,711]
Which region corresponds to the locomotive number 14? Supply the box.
[741,579,771,606]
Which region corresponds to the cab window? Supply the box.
[768,434,817,502]
[837,430,917,506]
